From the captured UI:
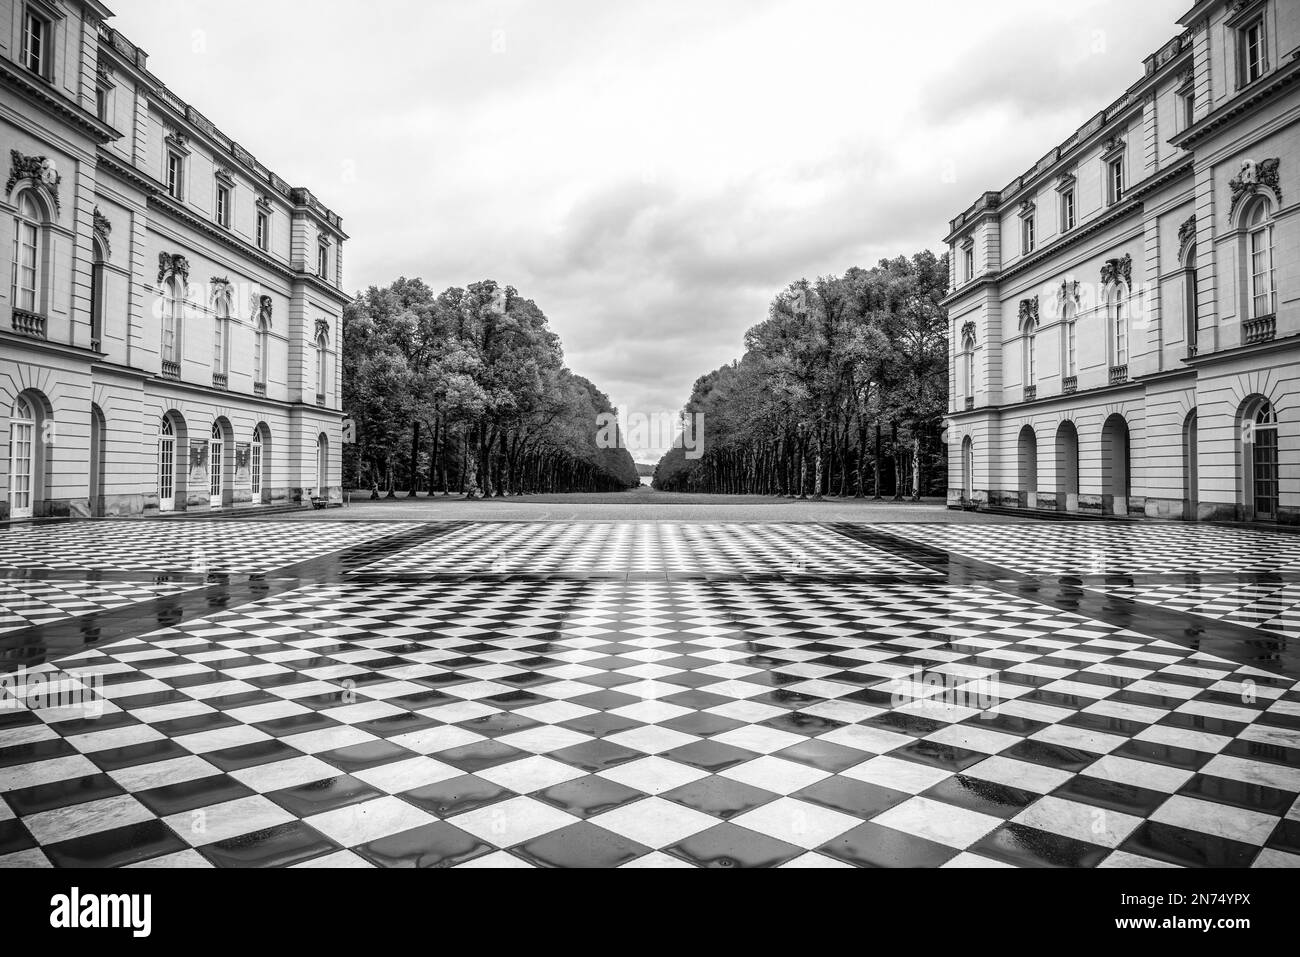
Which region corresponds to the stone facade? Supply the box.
[944,0,1299,525]
[1,0,348,521]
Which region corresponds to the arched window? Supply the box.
[162,277,185,368]
[961,329,976,400]
[315,333,327,401]
[254,317,269,386]
[90,238,107,350]
[1183,242,1198,357]
[1061,287,1078,378]
[8,395,37,519]
[1107,285,1129,369]
[1247,199,1276,319]
[11,190,47,315]
[212,284,232,376]
[1022,317,1037,388]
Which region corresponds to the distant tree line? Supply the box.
[343,278,640,497]
[654,252,949,498]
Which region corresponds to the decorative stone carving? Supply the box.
[258,295,273,326]
[1100,254,1132,288]
[1019,199,1036,217]
[157,252,190,285]
[1058,279,1080,310]
[1178,214,1197,250]
[960,321,976,344]
[215,166,234,185]
[1228,157,1281,217]
[314,318,330,342]
[92,206,112,258]
[1101,135,1126,156]
[165,129,189,151]
[1018,297,1039,326]
[7,150,62,211]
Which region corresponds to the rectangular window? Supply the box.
[256,211,269,250]
[317,244,329,279]
[1061,189,1076,232]
[1241,18,1266,85]
[216,184,231,228]
[1067,322,1077,376]
[166,152,184,200]
[1108,158,1124,205]
[22,10,48,77]
[963,247,974,282]
[96,86,108,122]
[1022,217,1035,255]
[213,321,225,372]
[1180,89,1195,130]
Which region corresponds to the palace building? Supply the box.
[1,0,347,520]
[944,0,1297,524]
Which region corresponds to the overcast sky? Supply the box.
[112,0,1189,460]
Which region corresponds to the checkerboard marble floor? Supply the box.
[354,522,936,577]
[0,520,422,574]
[1095,581,1300,642]
[0,579,203,635]
[2,552,1297,868]
[878,522,1300,576]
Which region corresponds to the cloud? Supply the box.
[111,0,1189,459]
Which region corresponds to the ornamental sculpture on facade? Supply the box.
[7,150,62,211]
[1228,158,1281,217]
[1100,254,1132,288]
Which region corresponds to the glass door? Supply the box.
[8,397,35,520]
[1252,405,1278,520]
[209,422,224,508]
[158,418,175,512]
[251,435,262,505]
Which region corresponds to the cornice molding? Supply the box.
[0,59,120,144]
[1170,55,1300,150]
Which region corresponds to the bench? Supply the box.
[310,495,329,510]
[957,497,981,511]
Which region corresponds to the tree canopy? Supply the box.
[343,277,640,497]
[654,251,949,498]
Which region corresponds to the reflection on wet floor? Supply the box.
[0,518,1297,868]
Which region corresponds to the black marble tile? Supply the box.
[200,820,337,868]
[266,774,383,817]
[356,821,493,868]
[665,822,802,868]
[535,775,645,819]
[135,773,255,817]
[793,777,908,820]
[5,772,125,816]
[661,775,778,820]
[549,739,644,773]
[817,821,957,867]
[1121,820,1258,868]
[514,821,649,868]
[43,819,186,868]
[970,822,1110,868]
[923,774,1039,819]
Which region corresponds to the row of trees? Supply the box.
[654,251,950,499]
[343,278,639,497]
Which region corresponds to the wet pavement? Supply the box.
[0,517,1297,868]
